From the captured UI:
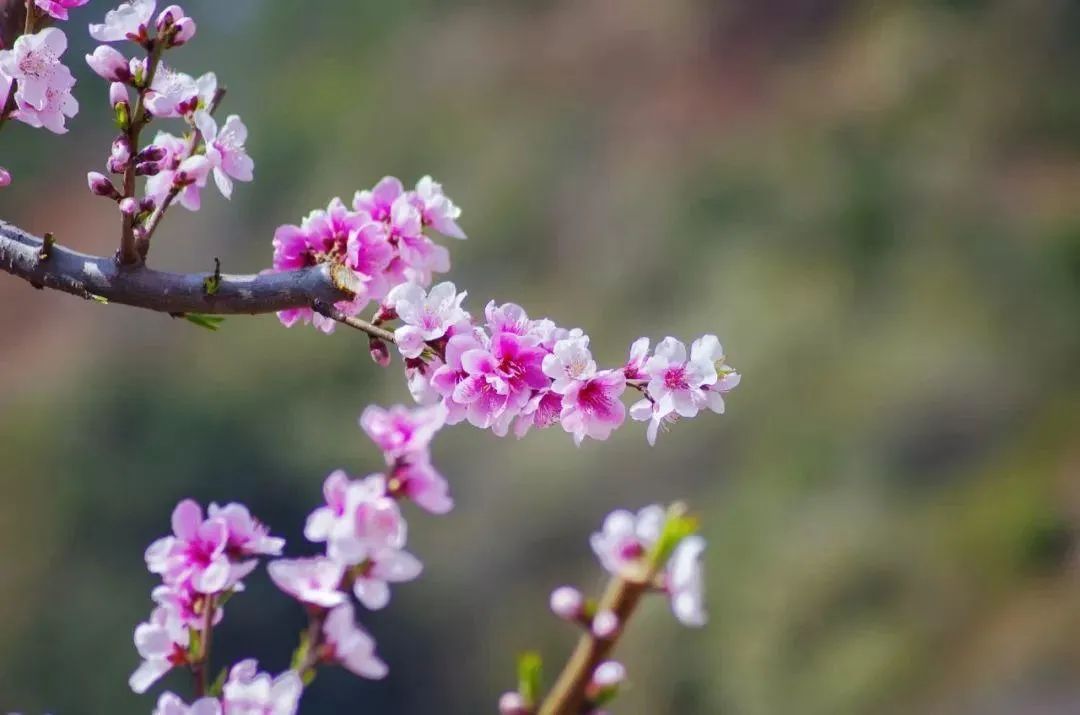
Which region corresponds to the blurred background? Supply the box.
[2,0,1080,713]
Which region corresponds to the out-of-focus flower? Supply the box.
[267,557,346,608]
[359,402,446,463]
[221,659,302,715]
[35,0,90,21]
[152,692,221,715]
[589,505,665,576]
[666,534,706,627]
[130,606,188,693]
[322,603,388,679]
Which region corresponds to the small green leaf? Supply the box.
[517,651,543,707]
[289,630,311,672]
[650,502,698,566]
[183,313,225,331]
[301,669,317,686]
[208,667,228,698]
[90,294,109,305]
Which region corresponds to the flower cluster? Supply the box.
[271,176,465,333]
[84,1,252,230]
[152,660,301,715]
[132,500,284,693]
[0,24,79,136]
[275,180,739,445]
[266,402,450,681]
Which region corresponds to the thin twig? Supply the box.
[119,39,166,265]
[312,299,397,343]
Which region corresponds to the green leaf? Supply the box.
[208,667,228,698]
[90,294,109,305]
[517,651,543,707]
[183,313,225,331]
[650,502,699,566]
[289,629,311,672]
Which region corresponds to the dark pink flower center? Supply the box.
[618,541,645,561]
[663,366,688,391]
[578,380,614,414]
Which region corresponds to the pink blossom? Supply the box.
[499,692,529,715]
[144,131,206,211]
[387,282,469,358]
[542,333,596,394]
[145,65,198,117]
[549,585,584,620]
[628,397,677,446]
[667,535,706,627]
[221,659,302,715]
[589,505,665,576]
[643,335,724,419]
[411,175,466,239]
[359,402,446,463]
[485,301,532,337]
[328,477,408,565]
[591,661,626,689]
[591,609,620,639]
[430,332,485,425]
[351,546,423,610]
[13,82,78,133]
[388,458,453,515]
[89,0,156,43]
[85,45,130,82]
[0,167,10,187]
[559,370,626,445]
[454,332,548,432]
[513,389,563,438]
[0,28,75,111]
[322,603,388,679]
[35,0,90,21]
[267,557,346,608]
[345,220,394,299]
[130,606,188,693]
[151,583,222,630]
[353,176,404,222]
[152,692,221,715]
[196,113,253,199]
[145,499,256,593]
[623,337,650,380]
[207,502,284,559]
[391,195,450,280]
[304,470,351,543]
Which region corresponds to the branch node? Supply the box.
[203,257,222,295]
[38,232,54,261]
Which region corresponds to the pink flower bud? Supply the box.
[591,661,626,689]
[136,145,166,163]
[86,45,130,83]
[87,172,120,200]
[109,82,129,107]
[549,586,583,621]
[134,162,161,177]
[0,167,10,187]
[111,136,132,164]
[119,197,139,215]
[498,692,529,715]
[369,337,392,367]
[591,609,619,639]
[156,4,185,30]
[171,17,196,46]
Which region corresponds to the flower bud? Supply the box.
[86,45,131,82]
[591,609,619,639]
[497,692,529,715]
[369,337,392,367]
[134,161,162,177]
[87,172,120,200]
[107,156,127,174]
[549,586,583,621]
[591,661,626,689]
[171,17,196,46]
[156,4,185,30]
[109,82,129,108]
[119,197,139,215]
[140,197,157,214]
[135,146,166,164]
[0,167,10,187]
[111,135,132,163]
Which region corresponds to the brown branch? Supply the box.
[0,219,361,315]
[312,299,397,343]
[119,39,166,265]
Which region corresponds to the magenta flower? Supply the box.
[151,583,222,630]
[221,659,302,715]
[345,220,394,299]
[513,389,563,438]
[430,332,485,425]
[267,557,346,608]
[542,333,596,394]
[0,167,10,187]
[152,692,221,715]
[196,113,253,199]
[454,332,548,431]
[387,281,469,358]
[35,0,90,21]
[359,403,446,463]
[623,337,650,380]
[589,505,665,577]
[411,175,466,239]
[89,0,156,43]
[130,606,188,693]
[484,300,532,337]
[322,604,389,679]
[353,176,404,222]
[207,501,285,559]
[559,370,626,445]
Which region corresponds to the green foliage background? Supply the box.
[2,1,1080,713]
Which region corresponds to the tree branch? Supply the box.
[0,219,360,315]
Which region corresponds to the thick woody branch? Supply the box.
[0,219,360,315]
